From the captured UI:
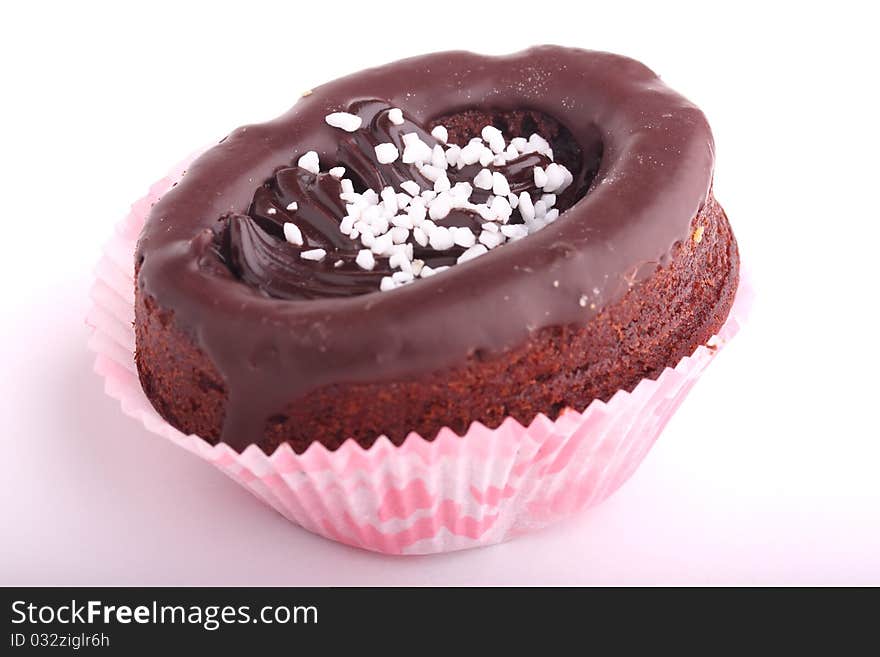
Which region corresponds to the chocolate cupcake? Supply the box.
[90,46,745,552]
[134,46,738,454]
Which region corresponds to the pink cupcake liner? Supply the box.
[87,155,752,555]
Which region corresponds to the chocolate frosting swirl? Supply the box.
[136,46,714,449]
[223,99,571,299]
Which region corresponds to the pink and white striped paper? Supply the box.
[87,158,750,554]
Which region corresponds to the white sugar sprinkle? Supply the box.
[473,168,493,190]
[431,144,448,170]
[390,226,410,244]
[445,145,461,168]
[479,230,504,249]
[339,215,355,234]
[528,133,550,153]
[452,227,476,248]
[451,182,473,204]
[481,125,503,142]
[489,195,513,222]
[434,172,451,193]
[413,226,428,247]
[428,225,454,250]
[391,214,413,229]
[286,201,299,211]
[430,125,448,143]
[329,167,346,179]
[407,202,427,223]
[428,193,452,220]
[543,163,566,192]
[492,171,511,196]
[388,108,404,125]
[402,135,433,164]
[501,224,529,240]
[355,249,376,270]
[297,150,320,174]
[372,217,391,238]
[374,142,400,164]
[533,166,548,187]
[389,250,411,271]
[534,199,547,219]
[358,228,374,246]
[488,134,506,154]
[325,112,362,132]
[459,142,483,165]
[561,166,573,190]
[457,244,488,263]
[283,222,303,245]
[518,192,535,221]
[400,180,420,196]
[420,164,442,182]
[371,232,394,256]
[381,186,398,214]
[300,248,326,261]
[362,204,381,223]
[474,203,494,221]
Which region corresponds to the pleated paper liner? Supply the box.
[87,157,751,554]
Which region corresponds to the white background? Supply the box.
[2,1,878,585]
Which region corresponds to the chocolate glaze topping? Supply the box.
[136,46,715,449]
[223,99,587,299]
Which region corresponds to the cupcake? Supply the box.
[90,46,744,554]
